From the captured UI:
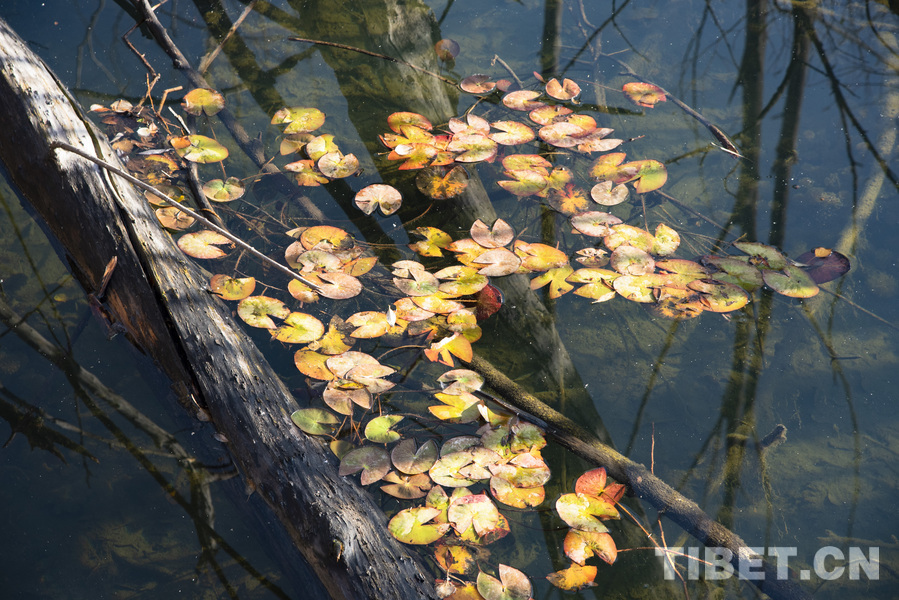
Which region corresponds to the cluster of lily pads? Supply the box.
[90,73,850,599]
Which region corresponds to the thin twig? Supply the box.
[199,0,259,75]
[49,141,322,291]
[288,36,457,85]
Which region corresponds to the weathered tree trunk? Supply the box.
[0,17,438,600]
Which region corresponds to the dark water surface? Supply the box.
[1,1,897,599]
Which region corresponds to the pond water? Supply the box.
[1,1,897,599]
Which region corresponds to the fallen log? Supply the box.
[0,17,438,600]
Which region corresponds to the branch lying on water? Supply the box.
[465,352,813,600]
[603,52,743,158]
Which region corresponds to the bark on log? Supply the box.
[0,17,438,600]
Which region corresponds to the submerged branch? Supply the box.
[466,352,813,600]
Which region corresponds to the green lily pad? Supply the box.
[290,407,339,436]
[182,88,225,116]
[388,506,449,545]
[202,177,245,202]
[237,295,290,329]
[364,415,404,443]
[271,106,326,133]
[762,264,820,298]
[272,311,325,344]
[555,492,619,532]
[171,134,229,163]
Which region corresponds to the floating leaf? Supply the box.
[447,133,497,163]
[530,266,575,298]
[305,134,339,161]
[449,493,510,543]
[489,475,545,508]
[387,111,433,133]
[604,224,655,252]
[545,77,581,101]
[555,493,619,532]
[412,293,465,314]
[315,271,362,300]
[388,506,449,545]
[460,74,496,94]
[502,90,545,111]
[475,284,505,320]
[564,529,618,565]
[339,446,391,484]
[318,152,359,178]
[434,265,489,296]
[294,349,336,381]
[688,279,750,312]
[515,241,569,272]
[394,268,440,297]
[489,120,536,145]
[409,226,452,257]
[701,255,764,290]
[323,383,371,415]
[435,38,460,61]
[795,247,851,284]
[429,391,482,423]
[365,415,404,444]
[590,180,629,206]
[570,211,623,238]
[392,439,439,475]
[209,274,255,301]
[171,134,229,163]
[546,563,598,592]
[271,106,325,133]
[477,565,532,600]
[734,241,788,270]
[416,165,470,199]
[435,544,478,577]
[273,311,325,343]
[156,207,195,231]
[285,159,329,186]
[652,223,681,256]
[380,471,432,499]
[497,169,548,197]
[610,246,655,276]
[237,295,290,329]
[612,273,668,303]
[629,159,668,193]
[202,177,245,202]
[547,184,590,215]
[437,369,484,395]
[622,82,667,107]
[291,407,339,436]
[345,311,391,339]
[279,133,313,155]
[424,332,473,367]
[301,225,354,251]
[182,88,225,116]
[762,264,819,298]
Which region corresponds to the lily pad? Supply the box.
[555,493,619,532]
[237,295,290,329]
[622,82,667,107]
[182,88,225,116]
[271,106,326,133]
[388,506,449,545]
[391,439,439,475]
[202,177,245,202]
[416,165,470,199]
[762,264,820,298]
[563,529,618,565]
[171,134,229,163]
[364,415,404,444]
[545,77,581,101]
[546,563,598,592]
[273,311,325,343]
[380,472,432,499]
[339,445,391,484]
[291,407,339,436]
[477,565,531,600]
[209,274,255,301]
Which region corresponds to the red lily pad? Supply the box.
[460,74,496,94]
[795,247,851,284]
